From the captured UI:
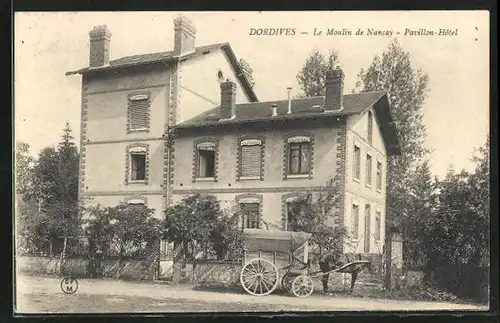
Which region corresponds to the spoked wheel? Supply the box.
[240,258,279,296]
[291,275,314,298]
[281,273,298,292]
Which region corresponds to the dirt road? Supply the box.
[15,275,487,313]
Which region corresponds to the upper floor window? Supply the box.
[126,145,149,184]
[285,135,313,178]
[366,154,373,186]
[127,92,151,133]
[194,140,218,181]
[238,138,264,180]
[367,111,373,144]
[376,161,382,191]
[353,145,361,181]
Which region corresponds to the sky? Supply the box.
[14,11,490,179]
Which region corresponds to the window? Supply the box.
[353,145,361,180]
[127,92,151,132]
[366,154,373,186]
[352,204,359,239]
[284,197,301,232]
[240,203,260,229]
[196,142,216,179]
[376,161,382,190]
[364,204,371,253]
[238,139,263,180]
[286,136,312,177]
[375,211,381,241]
[131,154,146,181]
[126,145,148,184]
[367,111,373,144]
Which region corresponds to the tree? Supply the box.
[355,39,430,231]
[83,204,162,259]
[15,141,34,198]
[287,177,348,255]
[296,50,341,97]
[164,194,243,261]
[404,160,437,270]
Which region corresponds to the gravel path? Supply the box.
[15,275,488,313]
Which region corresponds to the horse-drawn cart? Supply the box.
[239,229,371,298]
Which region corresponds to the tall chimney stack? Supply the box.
[89,25,111,68]
[324,68,344,111]
[220,80,237,119]
[173,16,197,57]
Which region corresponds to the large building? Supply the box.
[171,70,400,254]
[67,15,400,257]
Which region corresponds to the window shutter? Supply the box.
[128,94,150,131]
[241,144,261,177]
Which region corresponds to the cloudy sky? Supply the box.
[14,11,489,179]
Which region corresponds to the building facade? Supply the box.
[67,16,258,257]
[171,70,400,254]
[68,16,400,258]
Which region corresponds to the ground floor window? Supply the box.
[240,202,260,229]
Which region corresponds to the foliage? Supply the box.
[296,50,342,98]
[82,204,162,259]
[287,177,348,254]
[16,123,81,255]
[403,160,438,269]
[164,194,244,261]
[355,39,430,231]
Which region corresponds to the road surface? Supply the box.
[15,275,487,313]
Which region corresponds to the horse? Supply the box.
[311,251,372,294]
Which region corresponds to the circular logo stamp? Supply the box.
[60,277,79,294]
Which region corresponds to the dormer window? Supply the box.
[127,92,151,133]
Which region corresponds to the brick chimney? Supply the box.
[324,68,344,111]
[89,25,111,68]
[220,80,237,119]
[173,16,196,57]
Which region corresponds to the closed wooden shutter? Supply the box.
[240,139,262,178]
[128,94,150,130]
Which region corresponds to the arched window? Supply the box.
[236,195,262,230]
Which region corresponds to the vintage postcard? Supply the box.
[14,11,490,314]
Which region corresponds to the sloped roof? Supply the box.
[175,91,401,156]
[66,43,258,102]
[177,91,385,127]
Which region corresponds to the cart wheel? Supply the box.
[281,273,296,292]
[240,258,279,296]
[291,275,314,298]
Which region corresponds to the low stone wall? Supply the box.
[191,261,241,287]
[16,256,156,281]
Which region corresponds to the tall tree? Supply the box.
[15,141,34,198]
[405,160,437,269]
[296,50,341,97]
[355,39,430,231]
